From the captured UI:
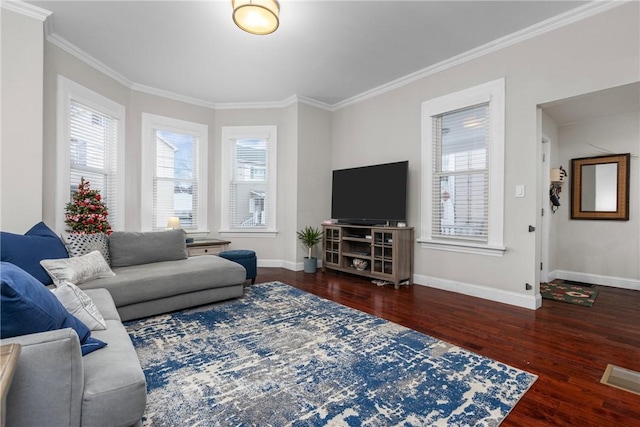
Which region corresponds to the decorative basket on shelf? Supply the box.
[352,258,368,271]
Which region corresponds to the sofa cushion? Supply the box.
[63,232,111,265]
[79,255,246,307]
[51,281,107,330]
[83,319,147,426]
[40,250,115,286]
[0,222,69,285]
[109,229,187,267]
[83,288,121,322]
[0,262,105,355]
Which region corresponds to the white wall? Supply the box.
[330,3,639,306]
[554,111,639,285]
[1,9,45,233]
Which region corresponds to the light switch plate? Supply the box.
[515,185,525,198]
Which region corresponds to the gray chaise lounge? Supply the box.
[79,229,247,321]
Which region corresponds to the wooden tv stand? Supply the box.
[322,224,414,289]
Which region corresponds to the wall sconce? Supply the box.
[232,0,279,35]
[167,217,181,230]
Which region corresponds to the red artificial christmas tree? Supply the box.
[65,177,112,234]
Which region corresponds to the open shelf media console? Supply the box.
[322,224,414,289]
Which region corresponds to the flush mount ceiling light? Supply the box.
[232,0,280,35]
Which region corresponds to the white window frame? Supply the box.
[419,78,506,256]
[220,125,278,237]
[56,76,125,233]
[140,113,208,236]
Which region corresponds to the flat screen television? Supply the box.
[331,161,408,225]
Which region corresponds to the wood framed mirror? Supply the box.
[571,153,630,220]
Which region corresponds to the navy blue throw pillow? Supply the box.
[0,222,69,285]
[1,262,106,356]
[81,337,108,355]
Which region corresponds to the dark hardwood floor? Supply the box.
[255,267,640,426]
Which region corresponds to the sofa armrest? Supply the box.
[1,328,84,427]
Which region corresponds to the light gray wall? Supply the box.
[4,2,638,297]
[41,40,310,267]
[330,3,639,298]
[42,43,130,229]
[1,10,44,233]
[127,91,216,231]
[213,105,298,264]
[297,103,333,261]
[555,111,639,280]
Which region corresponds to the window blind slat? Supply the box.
[152,129,199,230]
[230,139,268,228]
[69,100,118,229]
[432,102,490,241]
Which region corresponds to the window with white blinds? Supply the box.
[57,76,125,233]
[432,103,489,241]
[420,79,505,255]
[220,126,277,236]
[152,129,199,230]
[69,101,118,225]
[230,138,268,228]
[141,114,208,233]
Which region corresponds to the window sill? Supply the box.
[219,229,278,238]
[418,238,506,257]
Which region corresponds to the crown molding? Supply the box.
[296,96,332,111]
[211,95,331,111]
[213,95,296,110]
[332,0,629,111]
[40,0,626,112]
[47,32,132,88]
[1,0,51,21]
[130,83,217,109]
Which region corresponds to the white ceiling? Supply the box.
[28,0,592,107]
[542,82,640,127]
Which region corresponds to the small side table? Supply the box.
[1,343,21,427]
[186,239,231,257]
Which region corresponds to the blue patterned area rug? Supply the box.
[126,282,537,426]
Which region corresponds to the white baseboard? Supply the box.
[258,259,323,271]
[546,270,558,283]
[413,273,542,310]
[257,259,286,268]
[283,260,301,271]
[552,270,640,291]
[257,262,543,309]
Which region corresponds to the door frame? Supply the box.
[540,134,551,283]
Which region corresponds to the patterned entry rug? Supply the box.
[540,282,599,307]
[126,282,537,426]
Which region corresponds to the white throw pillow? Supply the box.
[40,250,115,286]
[50,281,107,330]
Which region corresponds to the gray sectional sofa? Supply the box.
[80,230,247,321]
[2,229,248,427]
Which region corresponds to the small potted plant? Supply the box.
[297,226,323,273]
